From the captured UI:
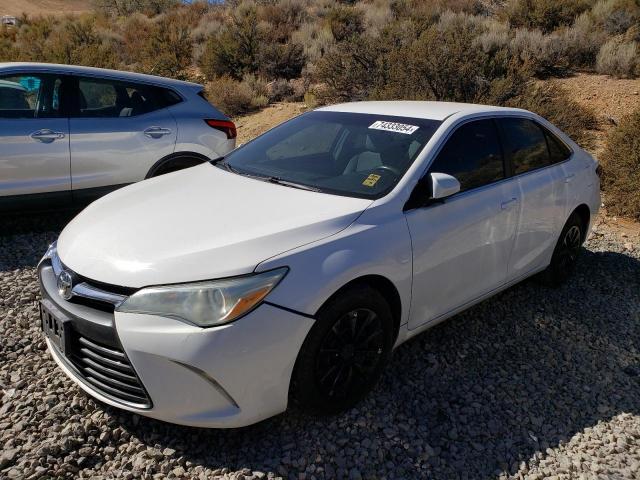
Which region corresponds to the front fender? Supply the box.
[256,209,413,327]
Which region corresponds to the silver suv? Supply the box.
[0,63,236,211]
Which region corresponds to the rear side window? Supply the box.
[498,118,551,175]
[428,119,504,192]
[73,77,174,118]
[543,127,572,163]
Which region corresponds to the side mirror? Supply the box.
[429,172,460,200]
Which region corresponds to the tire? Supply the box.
[539,212,585,287]
[290,284,394,414]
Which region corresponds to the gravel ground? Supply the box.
[1,212,639,480]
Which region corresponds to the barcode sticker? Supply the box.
[369,121,419,135]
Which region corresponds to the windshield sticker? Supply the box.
[362,174,381,187]
[369,120,419,135]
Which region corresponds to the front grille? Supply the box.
[68,334,151,407]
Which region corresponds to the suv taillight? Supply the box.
[205,119,237,140]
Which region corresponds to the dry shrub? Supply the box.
[205,75,268,117]
[259,0,308,43]
[591,0,640,35]
[501,0,592,33]
[507,83,597,149]
[326,5,364,42]
[257,42,306,80]
[509,28,569,77]
[198,3,261,80]
[291,22,335,65]
[92,0,179,17]
[596,37,639,77]
[555,12,607,69]
[375,12,530,104]
[600,108,640,219]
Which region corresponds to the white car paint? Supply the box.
[39,101,601,428]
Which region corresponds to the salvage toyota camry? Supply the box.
[38,101,600,427]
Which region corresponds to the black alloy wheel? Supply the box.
[290,285,394,414]
[315,308,385,400]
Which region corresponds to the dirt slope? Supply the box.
[552,73,640,155]
[234,102,308,145]
[1,0,92,17]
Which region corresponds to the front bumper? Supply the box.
[39,262,315,428]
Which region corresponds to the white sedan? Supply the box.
[38,101,600,427]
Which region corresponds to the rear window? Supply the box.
[542,127,572,163]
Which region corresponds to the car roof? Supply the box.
[317,101,528,121]
[0,62,201,90]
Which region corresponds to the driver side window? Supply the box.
[429,119,505,192]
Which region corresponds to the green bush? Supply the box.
[375,13,530,104]
[258,42,306,80]
[600,108,640,219]
[198,4,261,80]
[326,5,364,42]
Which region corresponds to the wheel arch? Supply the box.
[571,203,591,242]
[315,274,402,344]
[145,151,211,179]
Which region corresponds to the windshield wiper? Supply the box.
[212,159,320,192]
[244,173,321,192]
[263,176,322,192]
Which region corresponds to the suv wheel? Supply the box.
[290,285,394,414]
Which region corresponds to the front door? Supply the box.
[406,119,519,329]
[0,72,71,205]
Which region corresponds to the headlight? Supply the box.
[116,268,288,327]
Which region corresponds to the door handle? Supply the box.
[143,127,172,138]
[501,198,518,210]
[31,129,65,143]
[564,173,576,183]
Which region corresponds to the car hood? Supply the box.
[57,164,372,288]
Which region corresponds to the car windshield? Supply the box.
[220,111,442,199]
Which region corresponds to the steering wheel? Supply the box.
[373,165,401,176]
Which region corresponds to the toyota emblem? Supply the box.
[57,270,74,300]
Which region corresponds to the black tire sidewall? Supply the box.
[543,213,584,286]
[290,284,394,414]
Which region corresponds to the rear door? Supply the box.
[68,76,177,201]
[496,117,569,282]
[0,72,71,204]
[406,118,520,328]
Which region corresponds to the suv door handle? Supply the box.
[501,198,518,210]
[143,127,172,138]
[564,173,576,183]
[31,129,65,143]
